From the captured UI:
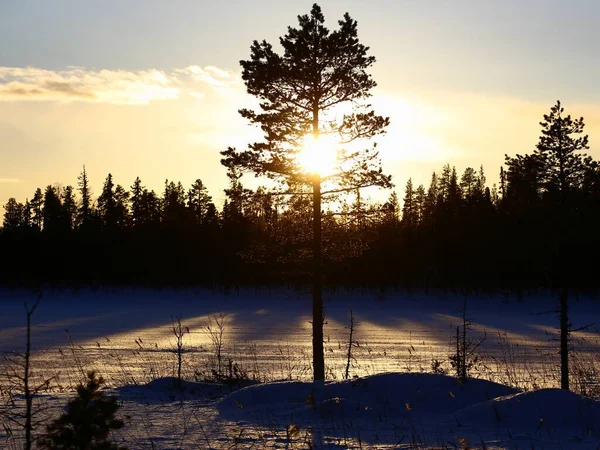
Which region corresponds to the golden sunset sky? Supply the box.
[1,0,600,209]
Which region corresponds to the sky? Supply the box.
[2,0,600,211]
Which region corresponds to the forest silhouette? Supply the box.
[2,99,598,292]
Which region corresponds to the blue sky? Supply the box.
[1,0,600,208]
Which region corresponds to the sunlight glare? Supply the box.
[296,134,339,176]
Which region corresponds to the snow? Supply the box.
[218,373,517,421]
[456,388,600,435]
[1,287,600,448]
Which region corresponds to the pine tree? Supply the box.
[221,3,391,381]
[534,101,590,392]
[460,167,478,201]
[414,185,426,223]
[438,164,452,203]
[535,100,589,197]
[222,168,252,223]
[38,371,127,450]
[188,179,213,225]
[383,191,400,224]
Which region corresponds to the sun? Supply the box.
[296,134,339,176]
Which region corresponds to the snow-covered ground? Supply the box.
[1,288,599,448]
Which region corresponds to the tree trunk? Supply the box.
[312,174,325,382]
[24,305,33,450]
[560,286,569,390]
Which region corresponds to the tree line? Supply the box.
[1,101,599,291]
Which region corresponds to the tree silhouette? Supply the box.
[3,198,24,230]
[42,185,62,233]
[98,174,117,228]
[534,100,590,391]
[402,179,417,226]
[188,179,214,225]
[62,185,77,231]
[129,177,144,228]
[221,3,391,381]
[30,188,43,231]
[38,371,127,450]
[77,166,93,228]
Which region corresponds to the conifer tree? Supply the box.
[402,178,417,226]
[534,101,590,391]
[460,167,478,201]
[162,180,187,226]
[22,199,32,228]
[383,191,400,224]
[77,166,93,228]
[38,371,127,450]
[3,198,24,230]
[414,184,426,223]
[140,189,161,226]
[30,188,44,230]
[221,3,391,381]
[535,100,589,197]
[98,174,117,228]
[424,172,438,220]
[129,177,144,227]
[62,185,77,231]
[42,185,62,233]
[114,185,130,228]
[188,179,213,225]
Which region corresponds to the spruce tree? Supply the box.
[97,174,117,228]
[42,185,62,233]
[114,185,130,228]
[402,179,416,226]
[77,166,93,228]
[30,188,44,230]
[62,185,77,231]
[129,177,144,227]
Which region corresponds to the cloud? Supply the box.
[0,178,24,184]
[0,67,180,105]
[178,65,240,87]
[0,65,246,105]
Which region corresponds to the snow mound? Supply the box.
[455,388,600,434]
[117,377,233,403]
[217,373,518,424]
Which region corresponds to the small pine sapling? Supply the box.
[38,371,127,450]
[171,315,189,389]
[449,297,486,382]
[344,309,359,380]
[4,293,55,450]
